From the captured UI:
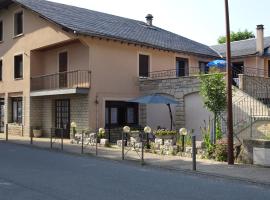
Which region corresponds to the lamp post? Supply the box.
[179,128,187,152]
[122,126,130,160]
[225,0,234,165]
[144,126,152,149]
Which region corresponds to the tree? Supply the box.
[199,72,226,143]
[218,29,255,44]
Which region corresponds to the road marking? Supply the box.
[0,182,12,186]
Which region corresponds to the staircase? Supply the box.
[219,69,270,143]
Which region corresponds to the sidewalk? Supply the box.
[1,134,270,186]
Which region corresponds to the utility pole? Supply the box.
[225,0,234,165]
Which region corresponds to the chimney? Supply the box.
[145,14,153,26]
[256,24,264,55]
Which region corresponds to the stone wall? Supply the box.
[30,94,89,137]
[139,76,201,131]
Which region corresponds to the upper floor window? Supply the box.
[14,11,23,36]
[139,54,149,77]
[0,21,3,41]
[0,60,2,81]
[14,54,23,79]
[176,57,188,77]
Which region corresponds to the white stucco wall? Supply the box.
[184,92,212,138]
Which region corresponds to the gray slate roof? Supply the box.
[211,37,270,58]
[7,0,219,57]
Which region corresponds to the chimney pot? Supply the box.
[145,14,153,26]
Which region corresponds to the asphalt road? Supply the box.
[0,142,270,200]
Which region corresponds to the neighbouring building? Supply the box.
[0,0,220,142]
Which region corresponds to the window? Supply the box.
[176,58,188,77]
[199,61,209,74]
[105,101,138,127]
[14,54,23,79]
[14,11,23,36]
[12,97,22,123]
[0,21,3,41]
[139,54,149,77]
[0,60,2,81]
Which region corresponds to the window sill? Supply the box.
[14,78,23,81]
[13,33,24,39]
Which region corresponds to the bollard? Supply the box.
[5,124,8,141]
[141,132,144,165]
[81,131,84,154]
[61,129,64,151]
[122,131,124,160]
[192,135,196,171]
[50,129,53,149]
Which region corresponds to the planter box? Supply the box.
[33,129,42,138]
[155,135,176,140]
[100,139,109,146]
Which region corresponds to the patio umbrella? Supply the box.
[207,59,226,68]
[128,94,178,130]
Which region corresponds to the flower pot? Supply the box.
[155,134,175,140]
[33,129,42,138]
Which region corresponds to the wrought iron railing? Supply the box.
[145,67,202,79]
[31,70,91,91]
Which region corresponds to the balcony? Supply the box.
[30,70,91,97]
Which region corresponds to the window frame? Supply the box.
[13,10,24,37]
[176,57,189,77]
[14,54,23,80]
[11,97,23,124]
[138,53,151,77]
[199,61,209,74]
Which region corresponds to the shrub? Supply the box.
[154,129,177,136]
[213,140,228,162]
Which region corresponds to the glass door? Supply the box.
[55,99,70,138]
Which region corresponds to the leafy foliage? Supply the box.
[199,73,226,115]
[218,29,255,44]
[154,129,177,136]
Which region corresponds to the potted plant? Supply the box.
[33,126,42,138]
[154,129,177,140]
[98,128,109,146]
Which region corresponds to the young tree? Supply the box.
[218,29,255,44]
[199,72,226,143]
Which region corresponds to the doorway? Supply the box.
[55,99,70,138]
[59,52,68,88]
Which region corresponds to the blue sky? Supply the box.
[51,0,269,45]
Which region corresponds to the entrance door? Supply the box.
[55,99,70,138]
[59,52,68,88]
[0,99,4,133]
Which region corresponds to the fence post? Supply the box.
[122,131,124,160]
[141,132,144,165]
[61,128,64,151]
[50,129,53,149]
[192,136,197,171]
[81,131,84,154]
[30,127,33,145]
[5,124,8,141]
[95,131,98,156]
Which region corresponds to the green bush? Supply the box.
[154,129,177,136]
[213,141,228,162]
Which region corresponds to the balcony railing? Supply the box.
[144,67,202,80]
[31,70,91,91]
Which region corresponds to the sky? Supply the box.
[50,0,269,46]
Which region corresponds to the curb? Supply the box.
[2,140,270,188]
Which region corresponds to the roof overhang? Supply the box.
[0,0,13,9]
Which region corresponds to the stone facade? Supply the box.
[139,76,201,130]
[30,94,89,137]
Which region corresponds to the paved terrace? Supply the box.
[1,134,270,186]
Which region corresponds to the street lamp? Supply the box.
[144,126,152,149]
[123,126,130,133]
[179,128,187,152]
